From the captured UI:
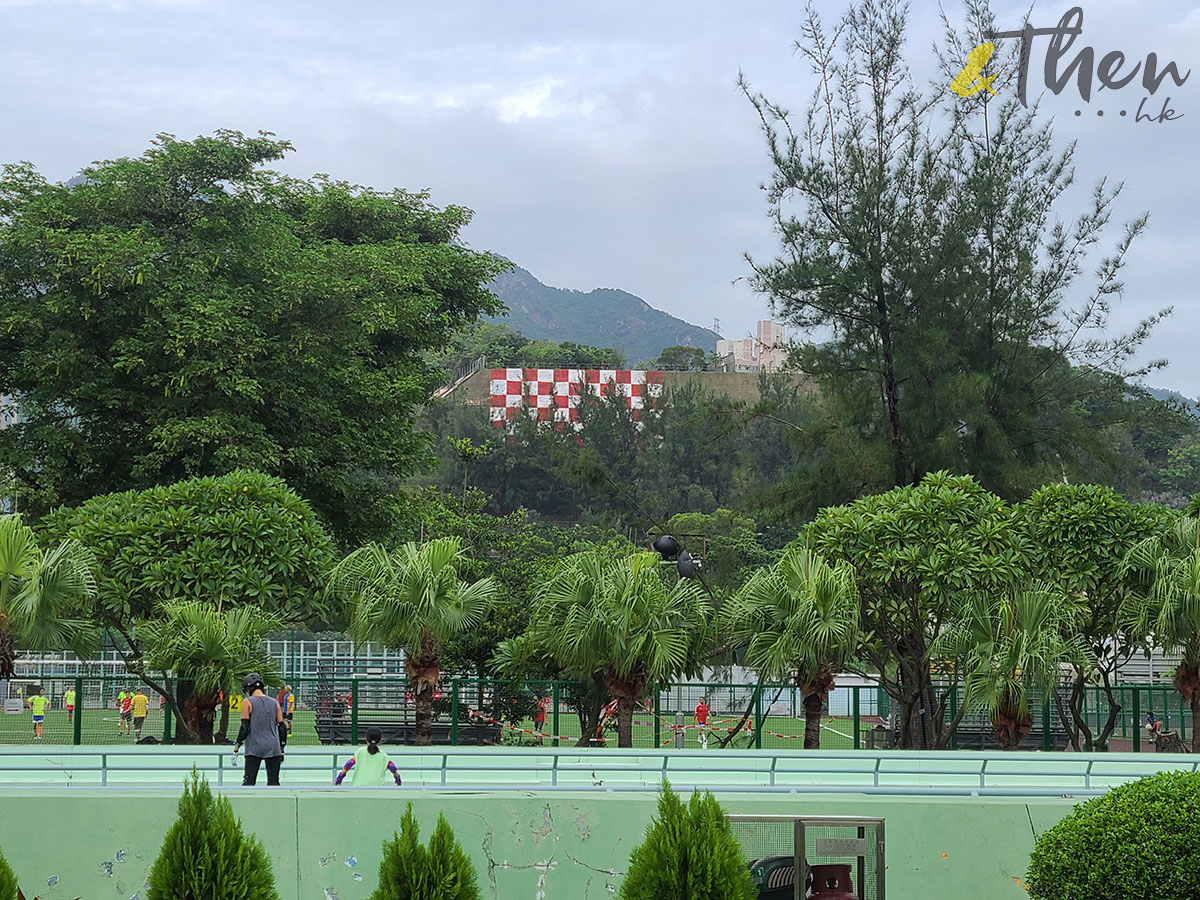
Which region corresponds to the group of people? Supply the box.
[114,687,151,740]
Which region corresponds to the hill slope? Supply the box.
[487,265,718,364]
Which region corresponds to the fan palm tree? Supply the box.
[1122,516,1200,752]
[328,537,497,746]
[722,546,859,749]
[933,583,1085,750]
[496,550,711,748]
[139,600,281,744]
[0,514,98,679]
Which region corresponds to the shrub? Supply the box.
[0,848,15,900]
[147,771,279,900]
[1027,770,1200,900]
[619,782,756,900]
[370,803,481,900]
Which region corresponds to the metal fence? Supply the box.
[0,676,1190,752]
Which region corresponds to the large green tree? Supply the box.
[0,130,506,545]
[741,0,1167,502]
[40,470,335,738]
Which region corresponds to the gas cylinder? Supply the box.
[808,864,859,899]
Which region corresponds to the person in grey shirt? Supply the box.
[233,672,287,786]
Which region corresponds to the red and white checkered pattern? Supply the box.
[488,368,664,425]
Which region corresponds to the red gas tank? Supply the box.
[808,864,859,900]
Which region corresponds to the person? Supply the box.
[334,727,403,786]
[131,687,149,741]
[282,685,295,734]
[119,688,133,735]
[115,689,129,734]
[1146,712,1163,737]
[63,686,76,724]
[695,696,710,750]
[27,687,50,740]
[533,694,548,745]
[233,673,286,786]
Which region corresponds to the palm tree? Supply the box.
[722,546,859,749]
[933,583,1084,750]
[328,537,497,746]
[0,514,98,680]
[1122,516,1200,752]
[496,550,711,748]
[139,601,280,744]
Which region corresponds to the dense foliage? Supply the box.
[0,847,15,900]
[147,772,279,900]
[0,129,506,545]
[619,783,756,900]
[370,803,481,900]
[1026,772,1200,900]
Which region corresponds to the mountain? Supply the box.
[1144,386,1200,417]
[486,265,719,365]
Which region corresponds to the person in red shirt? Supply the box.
[533,695,548,745]
[695,697,710,749]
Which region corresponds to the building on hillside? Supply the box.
[715,319,788,373]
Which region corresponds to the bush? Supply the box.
[370,803,481,900]
[619,782,756,900]
[147,771,279,900]
[0,848,15,900]
[1027,771,1200,899]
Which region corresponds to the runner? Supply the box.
[27,687,50,740]
[695,696,710,750]
[533,694,548,745]
[119,688,134,735]
[63,685,76,724]
[131,687,149,741]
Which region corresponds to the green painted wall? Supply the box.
[0,788,1076,899]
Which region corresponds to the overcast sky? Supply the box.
[2,0,1197,392]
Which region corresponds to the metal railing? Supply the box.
[1,746,1195,794]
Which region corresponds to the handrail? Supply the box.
[0,746,1194,794]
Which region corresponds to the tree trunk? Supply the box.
[802,691,824,750]
[616,695,634,749]
[991,703,1032,751]
[414,682,434,747]
[0,612,16,680]
[1191,690,1200,755]
[183,690,218,744]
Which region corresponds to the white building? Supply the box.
[716,320,788,373]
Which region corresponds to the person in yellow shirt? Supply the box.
[131,688,149,742]
[27,687,51,740]
[63,686,76,723]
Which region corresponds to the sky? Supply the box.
[2,0,1198,393]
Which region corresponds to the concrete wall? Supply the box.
[451,369,813,408]
[0,787,1074,900]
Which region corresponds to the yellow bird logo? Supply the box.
[950,42,999,97]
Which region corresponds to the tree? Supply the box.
[0,514,97,680]
[619,783,756,900]
[139,602,281,744]
[653,346,708,371]
[0,845,15,900]
[741,0,1167,501]
[497,550,711,747]
[1122,516,1200,752]
[371,803,480,900]
[39,470,335,739]
[723,546,859,749]
[147,771,279,900]
[328,537,497,746]
[0,130,507,545]
[804,472,1024,748]
[1013,484,1171,750]
[933,583,1085,750]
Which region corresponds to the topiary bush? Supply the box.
[1027,770,1200,899]
[0,848,16,900]
[370,803,481,900]
[619,782,756,900]
[147,771,279,900]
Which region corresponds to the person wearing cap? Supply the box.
[334,727,403,786]
[232,673,287,786]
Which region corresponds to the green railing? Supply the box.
[0,675,1189,751]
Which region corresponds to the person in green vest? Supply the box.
[334,727,402,786]
[26,687,50,740]
[63,686,76,724]
[115,690,129,735]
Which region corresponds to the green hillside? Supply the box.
[487,265,718,364]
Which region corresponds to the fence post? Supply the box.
[552,681,560,749]
[949,686,958,751]
[851,686,861,749]
[1132,686,1141,752]
[350,678,359,746]
[1179,688,1187,744]
[1042,691,1051,752]
[654,683,662,748]
[73,675,83,746]
[450,679,459,746]
[163,681,173,745]
[754,684,763,750]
